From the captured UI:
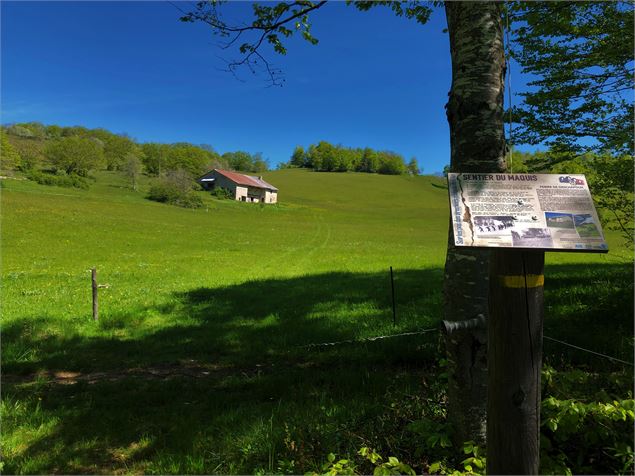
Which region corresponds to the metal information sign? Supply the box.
[448,173,608,252]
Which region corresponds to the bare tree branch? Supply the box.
[175,1,327,85]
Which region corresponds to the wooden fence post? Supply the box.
[390,266,396,327]
[92,267,98,321]
[487,249,545,475]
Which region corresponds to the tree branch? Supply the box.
[177,1,327,85]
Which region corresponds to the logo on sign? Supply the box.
[559,176,585,186]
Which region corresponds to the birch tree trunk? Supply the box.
[443,2,507,446]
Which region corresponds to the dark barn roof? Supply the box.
[204,169,278,191]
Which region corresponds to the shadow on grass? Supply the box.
[3,268,445,474]
[3,268,444,375]
[430,182,448,190]
[543,261,634,366]
[2,263,633,474]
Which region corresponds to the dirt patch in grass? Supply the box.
[2,360,279,385]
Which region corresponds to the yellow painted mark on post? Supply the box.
[500,274,544,288]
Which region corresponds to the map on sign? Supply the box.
[448,173,608,252]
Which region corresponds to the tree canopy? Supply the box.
[510,1,634,156]
[45,136,105,177]
[283,140,416,175]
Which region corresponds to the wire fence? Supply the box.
[543,335,634,366]
[300,328,438,348]
[301,327,634,367]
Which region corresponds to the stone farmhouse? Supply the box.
[198,169,278,204]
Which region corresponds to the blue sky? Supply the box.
[1,1,523,173]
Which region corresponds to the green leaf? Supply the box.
[440,436,452,448]
[428,462,442,473]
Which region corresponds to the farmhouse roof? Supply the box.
[214,169,278,191]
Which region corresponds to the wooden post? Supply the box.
[91,267,98,321]
[487,249,545,475]
[390,266,396,327]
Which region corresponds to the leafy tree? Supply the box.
[406,158,420,176]
[89,137,105,150]
[503,148,531,173]
[590,155,634,242]
[306,144,322,170]
[0,130,21,170]
[359,147,379,173]
[316,141,338,171]
[45,124,63,139]
[305,144,318,169]
[377,151,406,175]
[289,142,409,175]
[5,122,48,140]
[124,153,143,191]
[6,124,35,138]
[339,147,363,172]
[222,150,268,173]
[168,143,211,176]
[251,152,269,172]
[141,142,214,177]
[22,122,47,139]
[141,143,170,176]
[196,144,224,169]
[45,136,104,176]
[510,2,634,156]
[290,145,306,167]
[10,138,44,171]
[61,126,90,138]
[103,134,138,170]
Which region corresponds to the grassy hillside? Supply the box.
[2,170,633,474]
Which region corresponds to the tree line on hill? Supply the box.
[0,122,269,207]
[0,122,423,208]
[282,141,420,176]
[2,121,268,177]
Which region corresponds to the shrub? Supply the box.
[148,181,181,203]
[308,447,416,476]
[211,187,233,200]
[17,150,40,172]
[6,124,34,138]
[175,192,204,209]
[147,176,203,209]
[26,170,90,189]
[0,131,20,170]
[540,396,634,475]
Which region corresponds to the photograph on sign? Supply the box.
[448,173,608,252]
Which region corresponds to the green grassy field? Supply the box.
[2,169,633,474]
